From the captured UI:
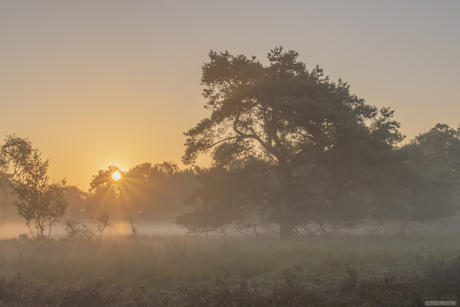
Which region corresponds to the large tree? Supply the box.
[180,47,404,239]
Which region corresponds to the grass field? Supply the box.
[0,232,459,306]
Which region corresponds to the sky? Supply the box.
[1,0,459,190]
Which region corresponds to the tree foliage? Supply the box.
[0,135,34,231]
[12,148,68,239]
[95,209,111,241]
[405,124,460,177]
[398,123,460,222]
[85,162,196,224]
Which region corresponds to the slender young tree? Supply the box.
[95,210,111,241]
[12,149,68,239]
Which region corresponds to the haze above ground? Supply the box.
[1,1,459,190]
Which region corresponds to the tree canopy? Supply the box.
[399,123,460,223]
[179,47,406,239]
[0,135,34,232]
[12,146,68,239]
[84,162,196,224]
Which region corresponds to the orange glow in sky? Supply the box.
[1,1,459,190]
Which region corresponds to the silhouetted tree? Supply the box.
[63,218,81,239]
[95,209,111,241]
[86,162,196,224]
[404,124,460,177]
[12,149,68,239]
[87,165,124,219]
[122,162,196,222]
[180,47,404,240]
[398,124,460,222]
[0,135,34,232]
[64,186,89,220]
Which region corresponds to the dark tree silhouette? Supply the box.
[180,47,404,239]
[398,124,460,223]
[12,149,68,239]
[0,135,34,232]
[86,162,196,224]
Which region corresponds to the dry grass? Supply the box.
[0,233,458,305]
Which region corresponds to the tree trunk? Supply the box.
[279,214,294,241]
[278,163,296,241]
[0,183,8,233]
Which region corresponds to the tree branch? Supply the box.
[201,136,239,151]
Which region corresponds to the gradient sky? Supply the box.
[1,1,459,190]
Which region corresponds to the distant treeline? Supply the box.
[65,162,197,224]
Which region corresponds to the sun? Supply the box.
[112,171,121,180]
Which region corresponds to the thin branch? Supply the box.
[201,136,239,151]
[232,111,279,159]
